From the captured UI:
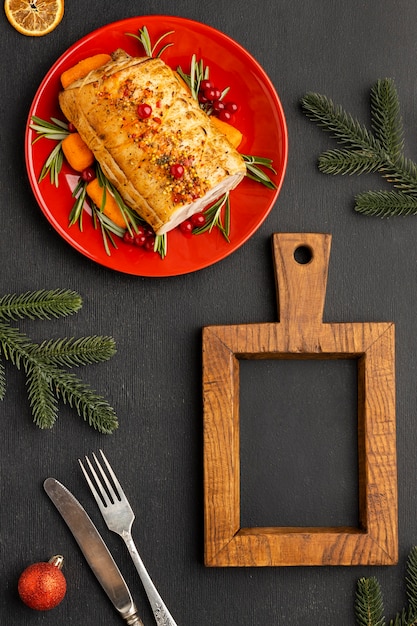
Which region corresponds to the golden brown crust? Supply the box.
[59,50,246,233]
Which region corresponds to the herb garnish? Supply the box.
[126,25,174,58]
[0,289,118,433]
[194,193,231,240]
[302,78,417,217]
[29,116,69,185]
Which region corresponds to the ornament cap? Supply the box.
[48,555,64,570]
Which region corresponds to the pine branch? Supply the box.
[388,608,415,626]
[355,548,417,626]
[0,358,5,400]
[355,577,386,626]
[0,289,82,321]
[355,190,417,216]
[406,547,417,614]
[301,91,380,152]
[0,291,118,433]
[370,78,404,160]
[385,154,417,194]
[26,362,58,429]
[301,80,417,217]
[30,336,116,367]
[41,362,118,433]
[318,148,385,176]
[0,322,34,368]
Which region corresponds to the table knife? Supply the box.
[44,477,144,625]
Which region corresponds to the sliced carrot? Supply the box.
[210,116,243,149]
[61,53,112,88]
[62,132,95,172]
[86,178,126,228]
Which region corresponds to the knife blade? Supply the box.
[44,477,144,625]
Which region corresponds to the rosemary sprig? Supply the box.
[69,178,88,228]
[154,234,167,258]
[194,193,231,241]
[0,289,118,432]
[177,54,210,101]
[30,116,69,141]
[243,154,277,189]
[301,78,417,217]
[30,116,70,186]
[126,25,174,58]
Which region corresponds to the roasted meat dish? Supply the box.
[59,49,246,234]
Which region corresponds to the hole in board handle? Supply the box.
[293,245,313,264]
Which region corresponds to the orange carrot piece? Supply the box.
[86,178,126,229]
[210,116,243,149]
[62,132,95,172]
[60,53,112,88]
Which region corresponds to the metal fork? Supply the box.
[79,450,178,626]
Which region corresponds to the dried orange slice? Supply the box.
[4,0,64,36]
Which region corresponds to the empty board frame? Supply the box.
[202,233,397,566]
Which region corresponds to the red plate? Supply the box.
[25,16,288,277]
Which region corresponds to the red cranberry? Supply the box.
[137,103,152,119]
[80,167,95,182]
[134,233,147,247]
[179,219,193,235]
[213,101,226,113]
[225,101,239,113]
[190,212,206,227]
[200,79,213,91]
[218,109,234,122]
[170,163,184,179]
[123,231,135,244]
[144,237,156,252]
[204,87,221,101]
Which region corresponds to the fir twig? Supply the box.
[355,190,417,217]
[0,289,82,321]
[0,290,118,433]
[29,336,116,368]
[355,577,386,626]
[301,79,417,217]
[0,358,6,400]
[370,78,404,160]
[355,547,417,626]
[406,547,417,615]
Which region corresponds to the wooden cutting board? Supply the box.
[202,233,397,566]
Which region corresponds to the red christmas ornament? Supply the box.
[18,555,67,611]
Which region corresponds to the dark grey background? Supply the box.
[1,1,416,624]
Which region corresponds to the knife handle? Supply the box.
[124,608,144,626]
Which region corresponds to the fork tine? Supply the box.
[78,457,108,513]
[98,449,125,499]
[91,451,120,504]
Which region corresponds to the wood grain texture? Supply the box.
[203,233,397,566]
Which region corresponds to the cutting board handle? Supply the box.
[272,233,332,326]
